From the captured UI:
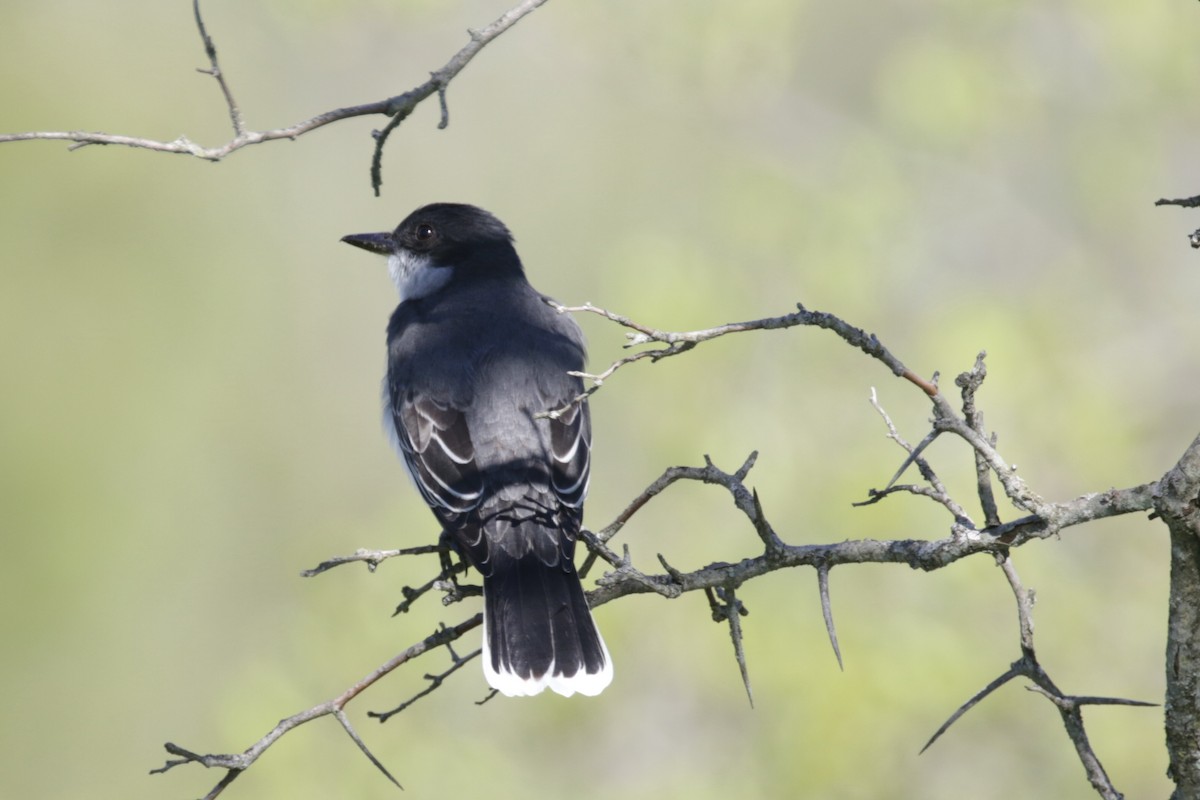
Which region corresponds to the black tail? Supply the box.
[481,550,612,697]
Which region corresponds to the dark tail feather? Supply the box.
[481,552,612,697]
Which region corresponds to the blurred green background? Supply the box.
[2,1,1199,798]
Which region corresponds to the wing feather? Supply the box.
[548,400,591,508]
[394,394,483,515]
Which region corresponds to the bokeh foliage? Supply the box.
[2,1,1199,798]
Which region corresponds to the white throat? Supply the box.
[388,251,454,302]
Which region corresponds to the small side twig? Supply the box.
[192,0,245,136]
[956,353,1002,527]
[302,544,442,577]
[858,388,972,525]
[370,641,481,723]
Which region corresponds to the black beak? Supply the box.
[340,231,394,255]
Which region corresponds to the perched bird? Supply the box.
[342,203,612,697]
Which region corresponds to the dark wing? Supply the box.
[393,393,484,519]
[547,398,591,510]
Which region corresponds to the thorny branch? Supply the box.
[154,301,1176,800]
[152,615,481,799]
[541,300,938,419]
[0,0,550,194]
[920,555,1153,800]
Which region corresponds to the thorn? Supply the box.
[920,666,1020,754]
[817,565,843,671]
[885,430,941,490]
[656,552,686,583]
[334,708,403,790]
[707,586,754,707]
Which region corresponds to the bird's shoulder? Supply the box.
[385,278,585,406]
[388,279,583,354]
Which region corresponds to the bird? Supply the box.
[341,203,613,698]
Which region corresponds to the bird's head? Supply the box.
[342,203,522,302]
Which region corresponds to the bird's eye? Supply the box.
[415,223,435,242]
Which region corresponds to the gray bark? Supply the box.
[1158,434,1200,798]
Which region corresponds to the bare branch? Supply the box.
[542,301,937,419]
[0,0,550,193]
[584,468,1157,610]
[549,300,1075,532]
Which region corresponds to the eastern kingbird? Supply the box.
[342,203,613,698]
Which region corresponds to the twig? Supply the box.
[192,0,244,136]
[301,544,442,577]
[153,616,480,798]
[370,643,482,722]
[393,564,475,616]
[956,354,1002,527]
[996,554,1035,654]
[860,388,972,523]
